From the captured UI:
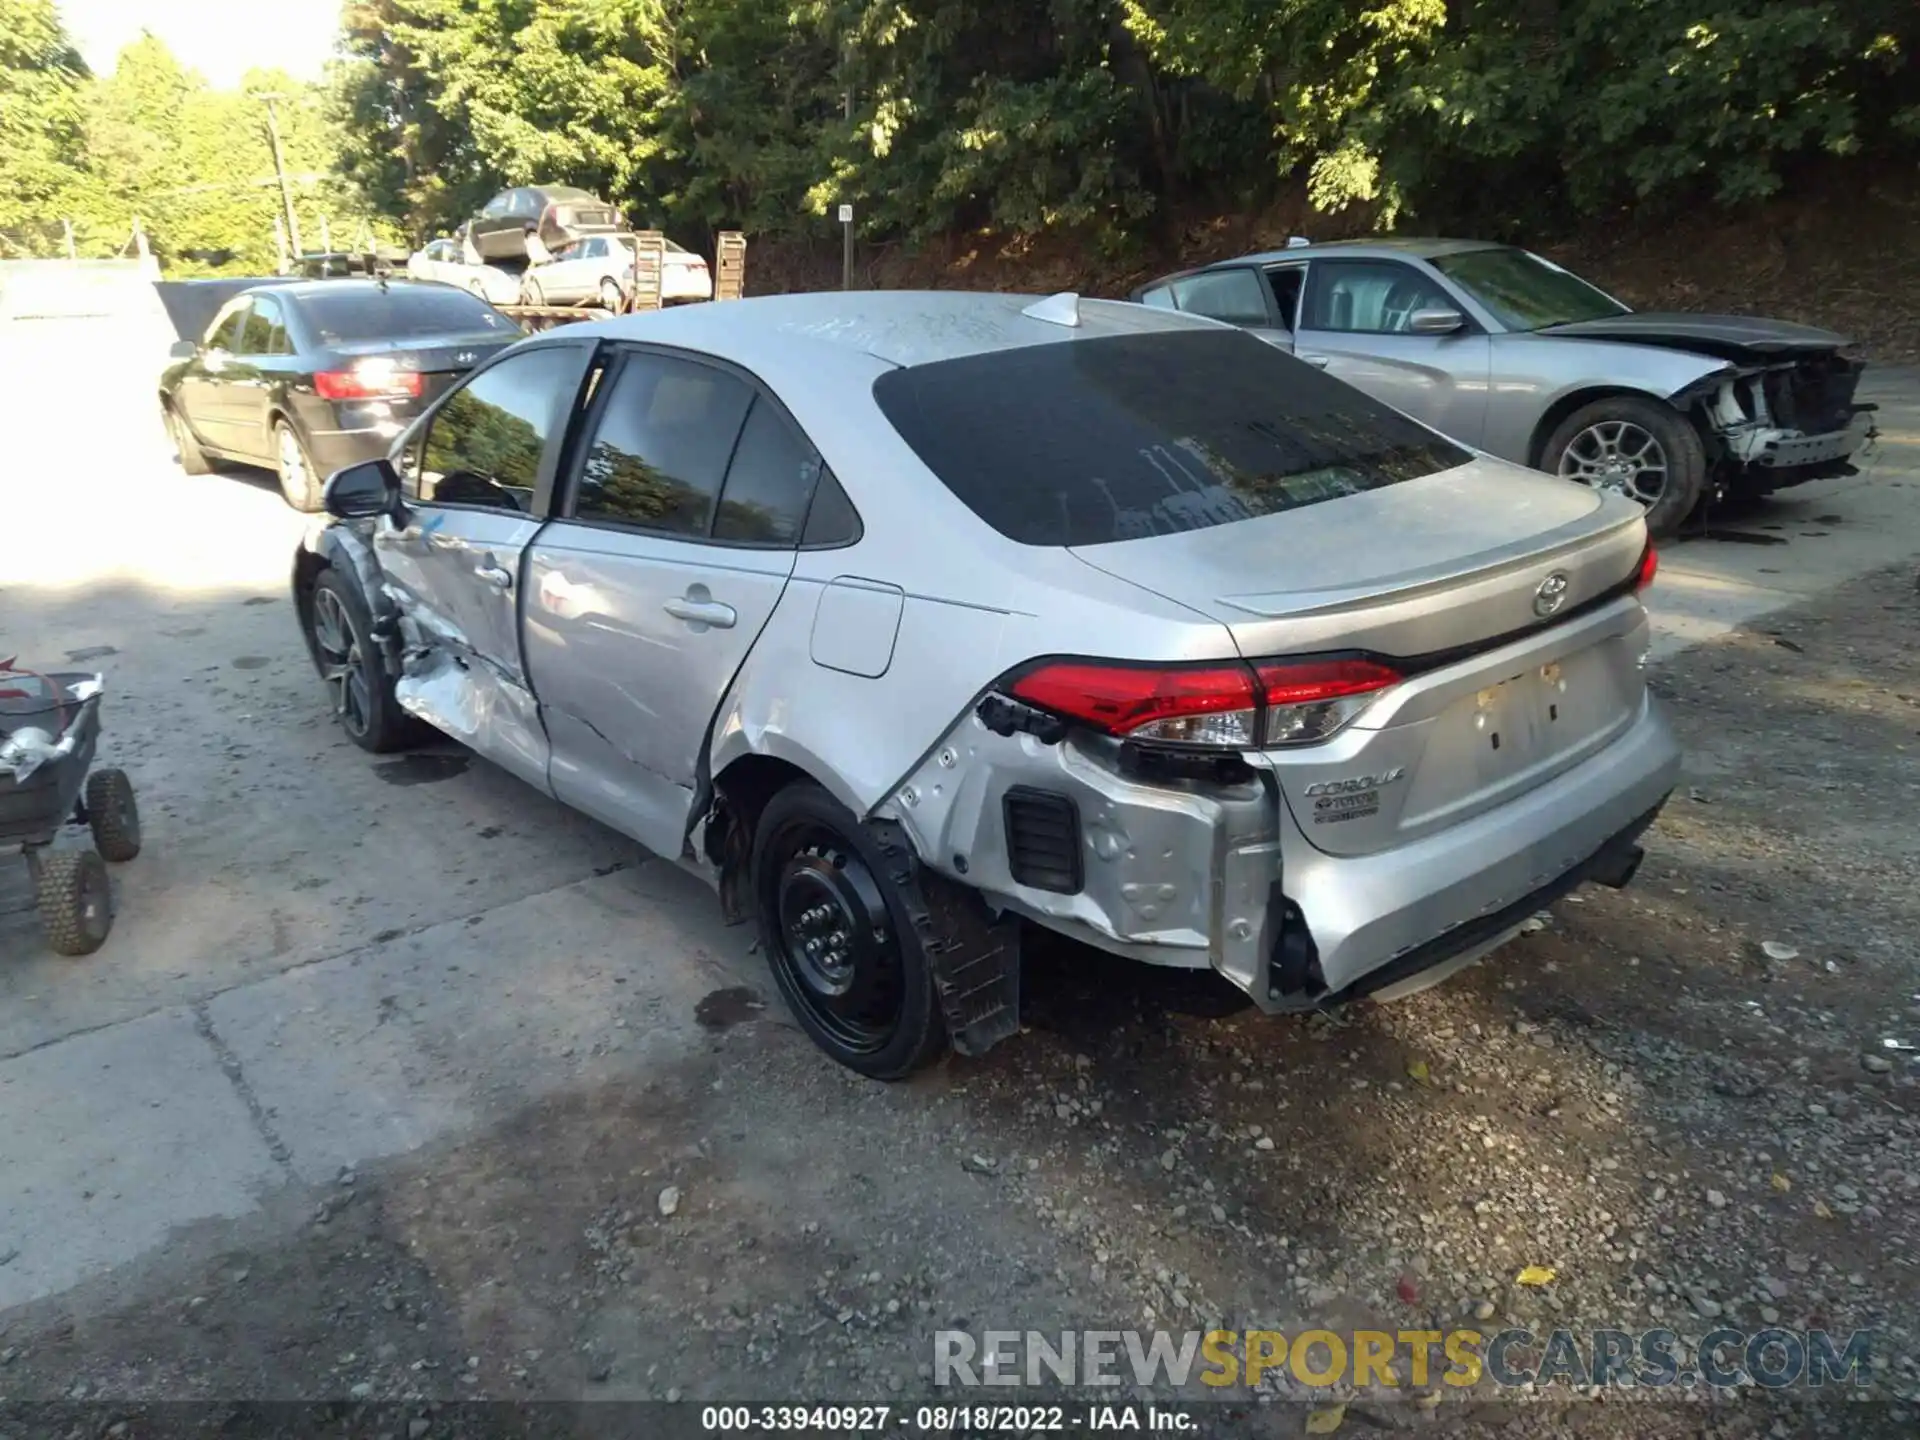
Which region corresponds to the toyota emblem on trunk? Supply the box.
[1533,571,1570,617]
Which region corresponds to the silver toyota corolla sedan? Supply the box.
[292,290,1681,1079]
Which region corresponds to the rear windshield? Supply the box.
[301,287,514,344]
[872,329,1472,546]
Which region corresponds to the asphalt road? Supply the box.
[2,302,1918,1339]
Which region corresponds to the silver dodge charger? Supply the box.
[292,290,1681,1079]
[1133,239,1876,538]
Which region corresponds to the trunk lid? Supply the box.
[1070,459,1654,856]
[1068,458,1641,661]
[328,334,516,402]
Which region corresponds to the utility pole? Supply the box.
[841,42,854,291]
[62,218,77,261]
[255,92,303,257]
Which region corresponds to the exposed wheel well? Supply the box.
[1528,386,1668,469]
[705,753,818,922]
[291,550,329,669]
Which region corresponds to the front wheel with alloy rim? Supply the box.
[751,782,947,1079]
[1542,395,1705,539]
[274,420,324,511]
[308,570,419,753]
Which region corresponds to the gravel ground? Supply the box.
[3,562,1918,1440]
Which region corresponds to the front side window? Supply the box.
[1302,260,1454,335]
[872,329,1471,547]
[568,353,754,535]
[1429,247,1629,331]
[414,346,583,510]
[234,296,287,356]
[205,303,246,350]
[1168,269,1271,328]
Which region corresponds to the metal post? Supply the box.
[273,214,288,273]
[841,47,854,291]
[62,218,76,261]
[319,214,331,253]
[257,93,303,256]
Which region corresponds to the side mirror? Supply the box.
[168,339,197,360]
[324,457,402,520]
[1408,307,1467,335]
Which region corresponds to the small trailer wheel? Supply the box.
[85,768,142,862]
[36,850,113,956]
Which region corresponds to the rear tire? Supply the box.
[599,277,623,313]
[36,850,112,956]
[274,420,324,512]
[85,768,142,862]
[164,403,212,475]
[308,569,420,753]
[522,278,545,307]
[1542,396,1705,539]
[751,782,947,1080]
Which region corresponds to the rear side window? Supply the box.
[872,330,1471,547]
[302,287,514,343]
[1169,269,1270,327]
[713,397,822,545]
[569,353,754,535]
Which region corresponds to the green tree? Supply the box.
[0,0,91,252]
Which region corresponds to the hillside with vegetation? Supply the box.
[3,0,1916,350]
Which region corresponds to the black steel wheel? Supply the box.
[308,570,418,753]
[751,783,946,1079]
[36,849,112,956]
[598,277,624,313]
[85,767,142,862]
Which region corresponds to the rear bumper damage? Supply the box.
[886,682,1682,1024]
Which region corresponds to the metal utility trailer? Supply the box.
[493,230,746,334]
[0,668,142,956]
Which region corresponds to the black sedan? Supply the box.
[158,279,521,510]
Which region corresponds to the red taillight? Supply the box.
[1010,661,1258,747]
[1634,542,1658,591]
[1006,655,1399,749]
[1253,657,1401,745]
[315,364,423,400]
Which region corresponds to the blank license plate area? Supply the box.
[1460,645,1621,772]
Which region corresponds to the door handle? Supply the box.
[474,563,514,589]
[1298,353,1331,368]
[663,597,736,629]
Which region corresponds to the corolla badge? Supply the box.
[1533,570,1570,618]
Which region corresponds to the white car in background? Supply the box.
[518,233,714,309]
[405,239,521,307]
